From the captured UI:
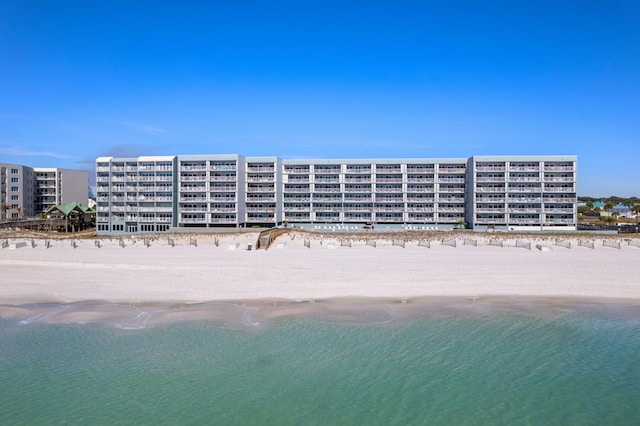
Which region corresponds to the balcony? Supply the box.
[284,188,311,194]
[246,176,275,183]
[313,197,342,203]
[180,186,207,192]
[373,206,403,212]
[179,207,208,213]
[475,177,504,183]
[476,198,506,203]
[508,166,540,172]
[344,188,371,193]
[284,167,310,174]
[284,206,311,212]
[246,166,275,173]
[343,215,372,222]
[210,196,237,202]
[209,217,238,224]
[314,167,341,174]
[210,207,236,213]
[406,196,435,202]
[474,218,507,224]
[509,187,542,193]
[375,197,404,203]
[210,175,236,182]
[210,164,237,171]
[247,187,275,193]
[245,197,274,202]
[407,177,435,183]
[406,207,435,212]
[545,208,574,213]
[438,167,466,173]
[375,166,402,173]
[508,177,540,182]
[476,166,505,172]
[285,213,311,220]
[508,197,540,203]
[407,167,435,174]
[509,218,540,224]
[375,215,404,222]
[544,166,574,172]
[313,206,341,212]
[315,177,340,183]
[180,165,207,171]
[210,186,236,192]
[246,206,276,213]
[476,208,506,213]
[180,176,207,182]
[544,187,576,193]
[543,197,576,203]
[545,218,575,224]
[543,177,574,183]
[345,168,372,174]
[344,205,373,212]
[180,217,207,223]
[439,187,465,193]
[508,208,542,213]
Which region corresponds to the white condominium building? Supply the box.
[95,154,577,235]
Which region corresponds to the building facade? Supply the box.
[95,154,577,235]
[468,156,577,230]
[0,163,88,220]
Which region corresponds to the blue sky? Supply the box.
[1,1,638,197]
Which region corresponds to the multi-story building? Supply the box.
[34,168,89,213]
[0,164,35,219]
[1,164,89,219]
[95,154,577,235]
[0,164,88,219]
[468,156,577,230]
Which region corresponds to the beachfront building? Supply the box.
[1,163,88,219]
[0,163,35,219]
[281,158,467,227]
[95,154,577,235]
[468,156,577,230]
[34,168,89,213]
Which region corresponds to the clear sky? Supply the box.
[1,1,638,197]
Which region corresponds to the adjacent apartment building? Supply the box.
[95,154,577,235]
[0,163,88,219]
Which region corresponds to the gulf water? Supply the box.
[1,306,639,425]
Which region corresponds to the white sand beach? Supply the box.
[1,231,639,306]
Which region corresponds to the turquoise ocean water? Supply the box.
[1,302,639,425]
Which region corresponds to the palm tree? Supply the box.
[0,203,8,220]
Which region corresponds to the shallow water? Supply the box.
[1,301,639,425]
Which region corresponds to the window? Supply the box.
[11,195,18,200]
[11,168,18,174]
[11,186,18,192]
[11,177,18,182]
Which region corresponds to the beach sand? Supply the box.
[1,231,639,325]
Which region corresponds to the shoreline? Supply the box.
[2,295,639,329]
